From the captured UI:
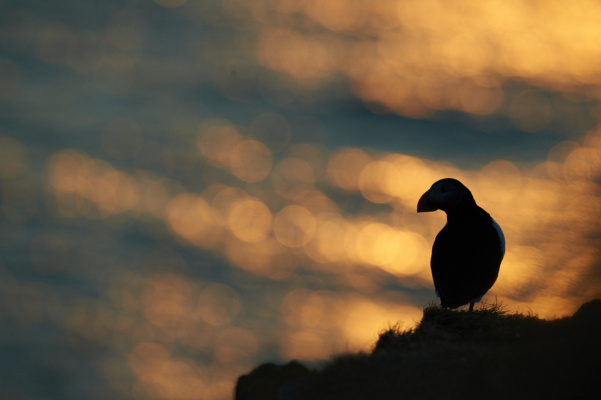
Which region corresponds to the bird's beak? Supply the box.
[417,191,436,213]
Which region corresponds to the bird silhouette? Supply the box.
[417,178,505,311]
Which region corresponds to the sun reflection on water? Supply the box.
[252,0,601,119]
[3,1,601,399]
[43,118,601,320]
[26,108,600,398]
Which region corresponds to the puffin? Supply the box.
[417,178,505,311]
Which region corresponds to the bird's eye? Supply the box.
[440,185,447,193]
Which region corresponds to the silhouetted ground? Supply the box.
[236,299,601,400]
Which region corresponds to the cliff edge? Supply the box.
[236,299,601,400]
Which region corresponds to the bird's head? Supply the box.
[417,178,471,213]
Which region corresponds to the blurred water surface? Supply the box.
[1,1,601,399]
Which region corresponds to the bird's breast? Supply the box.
[491,218,505,256]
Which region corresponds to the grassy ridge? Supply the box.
[236,300,601,400]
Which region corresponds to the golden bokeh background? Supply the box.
[1,1,601,399]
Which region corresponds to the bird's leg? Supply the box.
[469,302,474,312]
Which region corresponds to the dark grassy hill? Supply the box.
[235,299,601,400]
